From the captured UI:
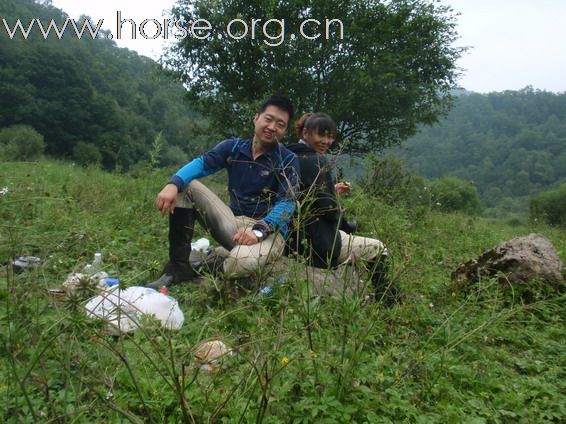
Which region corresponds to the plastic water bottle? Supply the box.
[83,253,119,290]
[191,238,210,252]
[256,277,285,298]
[257,285,274,297]
[92,253,103,271]
[84,252,103,275]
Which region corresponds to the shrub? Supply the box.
[357,155,428,206]
[0,124,45,161]
[72,141,102,167]
[161,145,189,167]
[429,176,482,215]
[530,183,566,226]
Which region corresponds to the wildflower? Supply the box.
[451,291,457,298]
[0,186,8,196]
[308,349,318,359]
[436,202,441,206]
[281,356,289,366]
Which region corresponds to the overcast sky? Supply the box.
[49,0,566,94]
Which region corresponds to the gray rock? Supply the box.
[195,252,369,300]
[452,233,564,289]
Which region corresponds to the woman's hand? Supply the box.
[335,181,351,196]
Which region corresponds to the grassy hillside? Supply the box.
[1,161,565,422]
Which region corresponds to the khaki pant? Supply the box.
[337,230,388,265]
[176,180,285,277]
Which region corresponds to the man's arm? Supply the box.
[261,152,300,234]
[155,139,236,215]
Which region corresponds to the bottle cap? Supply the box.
[105,278,119,287]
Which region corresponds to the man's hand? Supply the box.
[335,182,351,196]
[155,184,179,216]
[233,229,260,245]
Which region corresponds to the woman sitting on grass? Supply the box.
[286,112,400,304]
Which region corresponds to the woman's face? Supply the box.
[303,128,334,154]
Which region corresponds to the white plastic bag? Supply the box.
[84,287,184,334]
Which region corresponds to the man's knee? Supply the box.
[176,190,195,209]
[223,255,263,277]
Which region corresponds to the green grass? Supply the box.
[1,160,565,423]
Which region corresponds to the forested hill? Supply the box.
[399,88,566,211]
[0,0,199,170]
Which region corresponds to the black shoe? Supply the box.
[147,261,196,289]
[369,255,402,306]
[195,251,226,276]
[373,281,403,307]
[340,219,357,234]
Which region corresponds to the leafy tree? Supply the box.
[530,183,566,226]
[165,0,463,152]
[0,124,45,161]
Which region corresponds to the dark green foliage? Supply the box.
[0,124,45,161]
[0,0,203,170]
[161,145,189,167]
[358,155,428,206]
[430,176,482,215]
[358,156,481,215]
[530,183,566,226]
[72,141,102,167]
[165,0,463,152]
[398,88,566,215]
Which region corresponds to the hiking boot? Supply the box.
[368,255,403,306]
[195,250,226,276]
[147,207,197,289]
[340,219,357,235]
[147,261,196,289]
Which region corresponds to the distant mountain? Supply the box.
[0,0,200,169]
[395,87,566,215]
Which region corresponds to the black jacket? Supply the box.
[286,142,342,268]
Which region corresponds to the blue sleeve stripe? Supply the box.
[172,156,218,190]
[263,199,296,236]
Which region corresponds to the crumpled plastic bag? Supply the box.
[84,287,184,334]
[62,271,110,295]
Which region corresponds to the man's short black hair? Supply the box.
[258,94,294,123]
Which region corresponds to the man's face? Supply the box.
[253,105,289,146]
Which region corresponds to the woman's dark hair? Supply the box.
[294,112,336,140]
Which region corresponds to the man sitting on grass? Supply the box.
[148,94,300,289]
